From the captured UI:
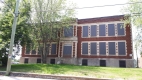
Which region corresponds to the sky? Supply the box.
[71,0,128,19]
[0,0,128,19]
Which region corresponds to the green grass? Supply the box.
[0,64,142,80]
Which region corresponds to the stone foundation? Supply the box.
[20,57,134,68]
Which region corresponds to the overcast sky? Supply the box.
[71,0,128,19]
[0,0,129,19]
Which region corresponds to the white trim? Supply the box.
[58,43,60,57]
[75,42,77,58]
[77,21,124,26]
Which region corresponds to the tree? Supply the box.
[122,0,142,68]
[0,0,32,66]
[28,0,76,63]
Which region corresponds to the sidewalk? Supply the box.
[0,76,56,80]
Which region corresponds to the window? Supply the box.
[82,26,88,37]
[24,58,28,63]
[100,60,106,67]
[119,60,126,67]
[117,23,125,36]
[51,44,56,54]
[45,44,50,55]
[63,44,72,55]
[82,59,88,66]
[90,43,97,55]
[118,42,126,55]
[26,45,30,54]
[108,42,116,55]
[38,46,43,54]
[99,42,106,55]
[82,43,88,54]
[64,26,73,37]
[50,59,55,64]
[37,58,41,63]
[31,50,36,54]
[99,24,106,36]
[91,25,97,37]
[108,24,115,36]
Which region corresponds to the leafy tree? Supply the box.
[0,0,32,66]
[28,0,76,63]
[122,0,142,68]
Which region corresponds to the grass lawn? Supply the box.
[0,64,142,80]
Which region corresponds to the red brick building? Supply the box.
[20,15,134,67]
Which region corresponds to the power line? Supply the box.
[74,1,142,10]
[30,1,142,12]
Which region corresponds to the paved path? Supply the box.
[0,76,56,80]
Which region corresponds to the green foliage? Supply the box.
[122,0,142,27]
[28,0,76,63]
[0,0,32,66]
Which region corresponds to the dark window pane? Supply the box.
[108,42,115,55]
[51,44,56,54]
[64,26,73,37]
[99,24,106,36]
[24,58,28,63]
[31,50,36,54]
[83,26,88,37]
[90,43,97,55]
[118,42,126,55]
[99,42,106,55]
[108,24,115,36]
[82,43,88,54]
[117,23,125,35]
[50,59,55,64]
[100,60,106,67]
[63,45,72,55]
[119,60,126,67]
[82,59,88,66]
[37,59,41,63]
[91,25,97,37]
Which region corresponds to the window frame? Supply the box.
[81,42,89,55]
[90,42,97,55]
[117,41,126,56]
[99,42,106,55]
[99,24,106,37]
[62,43,73,56]
[90,25,97,37]
[63,26,74,37]
[117,23,126,36]
[51,43,57,55]
[108,42,116,56]
[108,24,115,36]
[82,26,89,38]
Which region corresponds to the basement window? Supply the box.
[24,58,28,63]
[50,59,55,64]
[100,60,106,67]
[37,58,41,63]
[82,59,88,66]
[119,60,126,68]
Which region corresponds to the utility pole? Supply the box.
[6,0,20,75]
